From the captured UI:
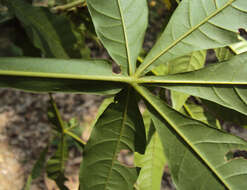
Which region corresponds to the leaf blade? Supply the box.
[4,0,84,58]
[134,85,247,190]
[136,122,166,190]
[136,0,247,76]
[87,0,148,75]
[0,57,125,94]
[79,89,146,190]
[139,53,247,115]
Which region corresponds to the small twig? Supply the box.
[49,93,65,132]
[49,93,86,145]
[51,0,86,13]
[64,130,86,145]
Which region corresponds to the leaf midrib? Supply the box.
[2,69,247,86]
[135,0,235,77]
[133,84,230,189]
[103,88,131,190]
[116,0,133,76]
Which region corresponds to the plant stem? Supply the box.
[64,130,86,145]
[49,93,86,145]
[49,93,65,132]
[51,0,86,13]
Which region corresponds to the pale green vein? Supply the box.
[103,88,131,190]
[135,0,235,77]
[0,70,132,83]
[117,0,133,76]
[133,84,231,189]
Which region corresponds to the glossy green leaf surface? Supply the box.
[4,0,83,58]
[136,0,247,76]
[136,123,166,190]
[87,0,148,75]
[140,53,247,116]
[135,85,247,190]
[0,57,124,94]
[79,89,146,190]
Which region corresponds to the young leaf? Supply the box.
[140,52,247,116]
[4,0,84,58]
[134,85,247,190]
[87,0,148,75]
[0,58,125,95]
[136,0,247,76]
[79,89,146,190]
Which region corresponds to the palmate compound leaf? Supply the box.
[0,57,126,95]
[134,85,247,190]
[87,0,148,75]
[79,89,146,190]
[139,52,247,116]
[4,0,84,58]
[135,0,247,76]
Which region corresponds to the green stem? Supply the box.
[51,0,86,13]
[64,130,86,145]
[49,93,65,132]
[49,94,86,145]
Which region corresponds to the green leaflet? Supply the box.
[139,52,247,116]
[181,102,221,129]
[135,122,166,190]
[0,57,125,95]
[87,0,148,75]
[136,0,247,76]
[134,85,247,190]
[79,89,146,190]
[4,0,83,58]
